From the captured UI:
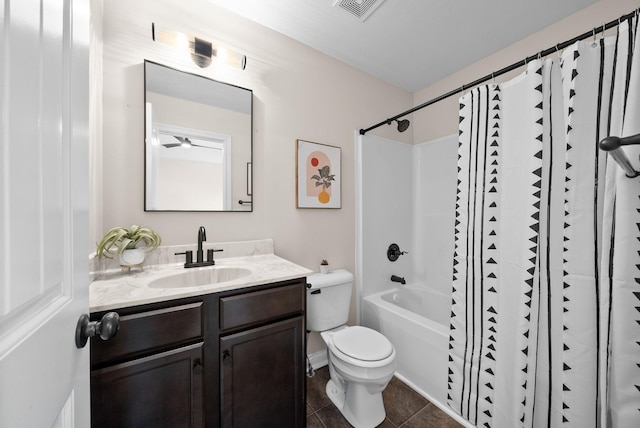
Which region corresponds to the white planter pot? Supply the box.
[118,248,145,268]
[319,265,330,274]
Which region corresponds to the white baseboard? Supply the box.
[307,349,328,370]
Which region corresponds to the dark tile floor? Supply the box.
[306,366,463,428]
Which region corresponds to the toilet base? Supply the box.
[325,379,386,428]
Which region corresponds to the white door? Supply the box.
[0,0,90,427]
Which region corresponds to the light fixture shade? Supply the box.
[152,23,246,70]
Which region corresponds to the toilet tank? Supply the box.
[306,269,354,332]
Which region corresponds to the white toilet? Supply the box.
[307,269,397,428]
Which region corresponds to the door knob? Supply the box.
[75,312,120,348]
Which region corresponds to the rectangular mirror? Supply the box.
[144,60,253,211]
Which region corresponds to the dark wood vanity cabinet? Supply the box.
[91,342,204,428]
[90,301,205,428]
[219,284,306,428]
[90,278,306,428]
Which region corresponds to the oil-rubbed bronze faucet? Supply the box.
[175,226,223,268]
[387,243,408,262]
[390,275,406,285]
[196,226,207,263]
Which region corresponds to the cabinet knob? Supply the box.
[193,359,203,375]
[222,350,232,361]
[75,312,120,348]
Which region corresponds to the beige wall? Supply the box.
[98,0,412,352]
[411,0,640,143]
[99,0,411,251]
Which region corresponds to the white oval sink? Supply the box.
[148,267,252,289]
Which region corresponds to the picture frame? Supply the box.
[296,139,341,209]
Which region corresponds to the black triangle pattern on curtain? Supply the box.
[448,69,546,426]
[448,94,472,411]
[634,200,640,410]
[559,43,597,425]
[476,84,502,428]
[444,14,640,427]
[627,17,640,418]
[461,85,490,424]
[519,65,545,427]
[449,87,499,422]
[561,53,578,425]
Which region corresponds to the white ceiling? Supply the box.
[208,0,597,93]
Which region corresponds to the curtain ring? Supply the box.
[599,23,605,42]
[537,51,542,60]
[491,72,495,85]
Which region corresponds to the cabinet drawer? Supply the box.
[91,302,203,368]
[220,283,304,332]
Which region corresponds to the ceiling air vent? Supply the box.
[333,0,387,22]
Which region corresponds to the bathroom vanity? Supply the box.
[88,242,311,428]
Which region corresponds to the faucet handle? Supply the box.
[206,248,224,263]
[387,243,408,262]
[175,250,193,265]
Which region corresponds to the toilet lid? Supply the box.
[332,326,393,361]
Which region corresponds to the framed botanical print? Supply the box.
[296,139,341,209]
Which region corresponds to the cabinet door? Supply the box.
[91,342,204,428]
[220,317,305,428]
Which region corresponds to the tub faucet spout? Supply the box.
[390,275,406,285]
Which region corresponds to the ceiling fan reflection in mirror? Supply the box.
[162,135,223,150]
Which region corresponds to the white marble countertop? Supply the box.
[90,253,313,312]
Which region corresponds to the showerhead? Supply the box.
[387,118,410,133]
[396,119,410,132]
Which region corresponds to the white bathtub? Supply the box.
[362,287,472,428]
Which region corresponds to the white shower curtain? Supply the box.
[447,15,640,428]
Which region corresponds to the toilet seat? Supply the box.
[324,326,396,370]
[332,326,393,361]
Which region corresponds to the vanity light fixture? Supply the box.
[152,23,247,70]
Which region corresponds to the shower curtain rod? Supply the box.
[359,8,640,136]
